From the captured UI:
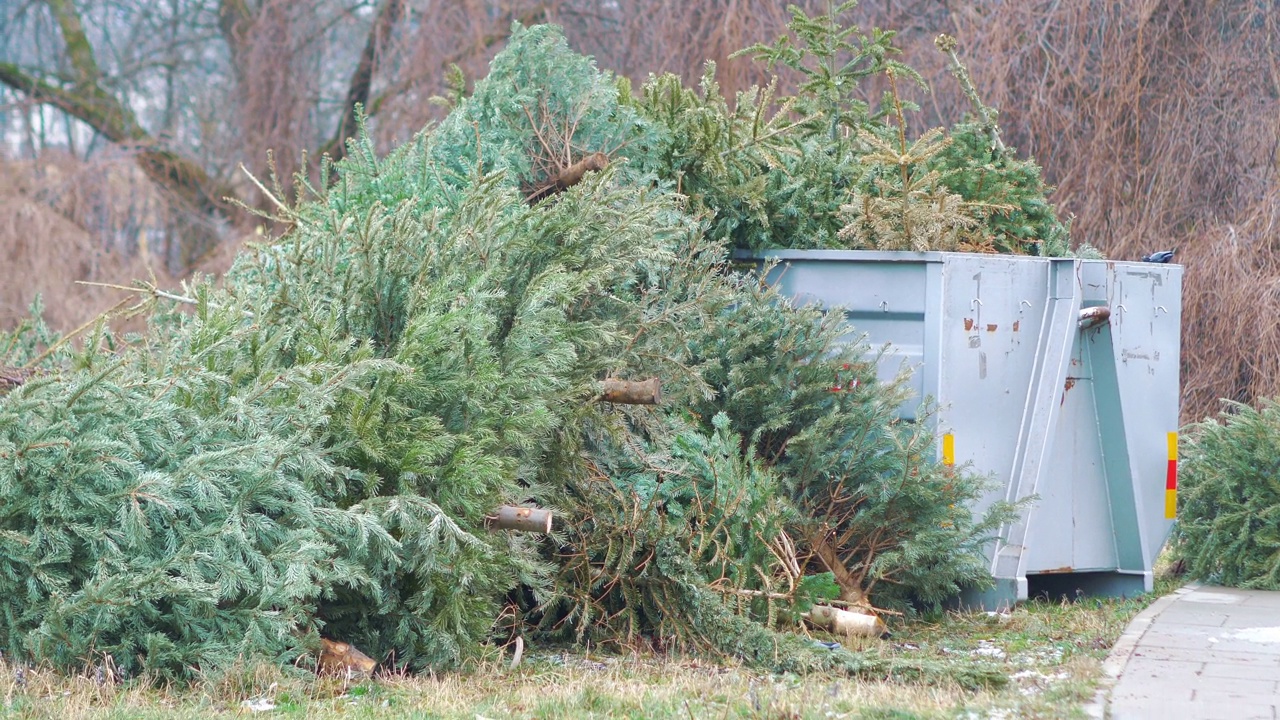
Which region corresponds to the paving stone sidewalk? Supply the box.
[1103,583,1280,720]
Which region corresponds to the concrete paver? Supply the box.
[1102,584,1280,719]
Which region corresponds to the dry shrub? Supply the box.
[1179,200,1280,414]
[0,152,175,331]
[226,0,321,212]
[555,0,795,99]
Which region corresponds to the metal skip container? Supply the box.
[758,250,1182,606]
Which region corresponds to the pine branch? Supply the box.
[22,294,134,370]
[75,280,255,318]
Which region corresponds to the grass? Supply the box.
[1,575,1180,720]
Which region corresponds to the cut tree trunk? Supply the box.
[488,505,553,533]
[600,378,662,405]
[807,605,889,639]
[318,638,377,676]
[526,152,609,203]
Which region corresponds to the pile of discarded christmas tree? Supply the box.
[0,6,1072,684]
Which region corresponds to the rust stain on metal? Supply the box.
[986,323,998,332]
[964,318,974,331]
[1064,377,1077,393]
[1037,566,1075,574]
[1012,320,1020,332]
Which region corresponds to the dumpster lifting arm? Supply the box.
[992,260,1081,600]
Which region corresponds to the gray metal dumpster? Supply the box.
[755,250,1182,607]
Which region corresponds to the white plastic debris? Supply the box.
[240,682,278,713]
[971,640,1007,659]
[240,698,276,713]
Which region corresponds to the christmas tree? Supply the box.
[1,19,1025,682]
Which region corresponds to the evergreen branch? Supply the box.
[718,115,818,160]
[238,162,293,219]
[22,295,134,370]
[76,281,255,318]
[935,34,1005,156]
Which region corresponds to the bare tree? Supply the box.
[0,0,816,266]
[1,0,423,268]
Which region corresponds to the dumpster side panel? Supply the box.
[1106,262,1183,564]
[764,256,936,419]
[1027,335,1117,574]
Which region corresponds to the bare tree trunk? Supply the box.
[319,0,405,165]
[0,0,232,270]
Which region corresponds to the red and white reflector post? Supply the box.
[1165,432,1178,519]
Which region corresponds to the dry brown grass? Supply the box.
[0,655,980,719]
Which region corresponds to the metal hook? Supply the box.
[1155,305,1168,315]
[879,300,889,312]
[970,298,984,310]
